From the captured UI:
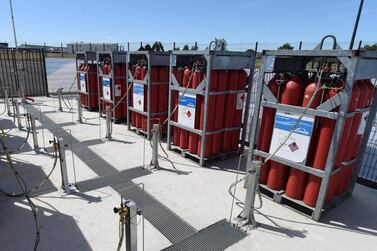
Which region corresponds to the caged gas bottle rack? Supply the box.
[242,36,377,221]
[126,51,170,139]
[166,48,256,166]
[97,51,128,123]
[76,51,98,111]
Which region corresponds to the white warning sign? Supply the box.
[269,111,314,163]
[102,77,111,101]
[133,83,144,111]
[80,73,86,92]
[115,84,121,97]
[178,93,196,129]
[236,93,246,110]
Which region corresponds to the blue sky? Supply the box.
[1,0,376,47]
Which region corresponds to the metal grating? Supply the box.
[116,185,197,244]
[162,219,247,251]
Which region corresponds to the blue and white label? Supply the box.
[133,83,144,111]
[102,77,111,101]
[178,93,196,128]
[269,111,314,163]
[80,73,86,92]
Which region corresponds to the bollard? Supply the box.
[77,96,82,123]
[149,124,160,169]
[114,199,139,251]
[105,108,112,140]
[57,88,63,112]
[13,100,22,129]
[30,114,39,152]
[56,137,71,193]
[4,88,11,117]
[239,160,260,228]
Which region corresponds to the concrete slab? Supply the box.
[0,97,377,251]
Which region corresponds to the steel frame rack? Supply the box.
[242,37,377,222]
[76,51,98,111]
[97,51,127,122]
[126,51,170,139]
[166,50,256,166]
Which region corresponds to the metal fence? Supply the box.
[0,48,48,97]
[358,118,377,189]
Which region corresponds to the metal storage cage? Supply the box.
[126,51,170,139]
[97,51,128,122]
[76,51,98,111]
[242,36,377,221]
[166,49,256,166]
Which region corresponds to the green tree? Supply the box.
[363,43,377,51]
[182,45,189,51]
[245,48,255,53]
[278,43,294,50]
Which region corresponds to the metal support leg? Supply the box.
[13,100,22,129]
[30,114,39,153]
[57,88,63,112]
[149,124,160,169]
[4,89,11,117]
[77,96,83,123]
[57,137,71,194]
[239,160,260,228]
[106,109,112,140]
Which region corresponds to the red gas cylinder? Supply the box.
[328,83,360,201]
[231,70,248,151]
[188,68,202,154]
[88,65,98,109]
[172,67,183,146]
[222,70,239,153]
[141,66,149,130]
[285,82,324,199]
[352,80,375,158]
[340,81,369,191]
[303,85,343,207]
[198,70,218,157]
[179,68,192,149]
[267,76,304,191]
[257,74,280,184]
[211,70,227,155]
[158,66,169,114]
[151,66,159,114]
[113,64,121,120]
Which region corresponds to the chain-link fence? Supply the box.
[359,118,377,189]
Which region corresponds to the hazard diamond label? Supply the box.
[178,92,196,129]
[133,83,144,111]
[236,93,246,110]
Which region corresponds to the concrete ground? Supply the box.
[0,97,377,251]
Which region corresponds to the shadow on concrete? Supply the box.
[254,210,308,239]
[0,117,17,130]
[0,199,92,250]
[251,184,377,237]
[0,132,33,154]
[75,166,151,193]
[0,156,57,199]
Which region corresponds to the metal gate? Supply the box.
[0,48,48,97]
